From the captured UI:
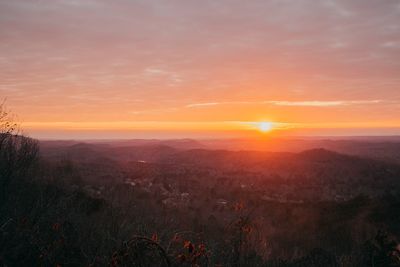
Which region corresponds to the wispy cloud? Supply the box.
[129,107,178,115]
[264,100,383,107]
[185,102,220,108]
[186,100,384,108]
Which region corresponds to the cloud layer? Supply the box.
[0,0,399,137]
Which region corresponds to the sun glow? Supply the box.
[258,122,273,132]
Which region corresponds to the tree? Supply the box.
[0,100,39,190]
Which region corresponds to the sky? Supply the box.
[0,0,400,139]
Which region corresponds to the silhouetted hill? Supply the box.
[3,138,400,266]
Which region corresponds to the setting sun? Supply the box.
[259,122,273,133]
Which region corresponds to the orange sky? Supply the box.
[1,0,400,139]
